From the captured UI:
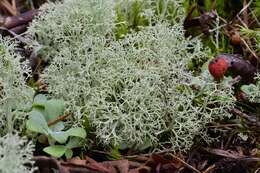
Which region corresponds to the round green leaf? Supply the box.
[65,149,73,159]
[26,111,49,135]
[44,99,65,121]
[66,137,84,149]
[43,145,66,158]
[33,94,47,107]
[65,128,86,138]
[50,131,68,144]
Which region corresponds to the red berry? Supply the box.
[208,57,229,81]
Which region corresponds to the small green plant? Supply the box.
[26,94,86,158]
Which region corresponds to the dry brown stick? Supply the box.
[0,9,38,29]
[231,108,260,128]
[236,0,253,28]
[168,153,201,173]
[124,150,172,159]
[202,164,216,173]
[242,0,248,26]
[241,38,259,61]
[11,0,19,15]
[48,112,71,126]
[10,24,28,34]
[207,123,241,128]
[0,0,17,16]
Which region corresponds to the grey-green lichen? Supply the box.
[0,133,35,173]
[27,0,116,60]
[0,38,34,135]
[241,73,260,103]
[0,38,35,173]
[28,0,235,151]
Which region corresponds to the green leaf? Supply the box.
[65,149,73,159]
[32,107,45,117]
[33,94,47,107]
[107,146,121,160]
[65,128,86,138]
[50,122,65,131]
[66,137,84,149]
[50,131,68,144]
[241,84,257,95]
[43,145,66,158]
[26,110,49,135]
[44,99,64,121]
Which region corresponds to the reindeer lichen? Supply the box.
[241,73,260,103]
[27,0,116,60]
[0,38,34,135]
[0,38,35,173]
[42,23,234,150]
[0,133,35,173]
[28,0,235,151]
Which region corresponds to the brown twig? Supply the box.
[168,153,201,173]
[202,164,216,173]
[0,9,38,29]
[0,0,17,16]
[9,24,28,34]
[207,123,241,128]
[48,112,71,126]
[241,38,259,61]
[11,0,18,14]
[236,0,253,28]
[124,150,172,159]
[242,0,249,26]
[231,108,260,128]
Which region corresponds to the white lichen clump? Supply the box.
[242,73,260,103]
[28,0,116,60]
[0,134,35,173]
[28,0,235,150]
[0,38,34,135]
[0,38,35,173]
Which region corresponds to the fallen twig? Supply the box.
[10,24,28,34]
[231,108,260,128]
[168,153,202,173]
[0,0,17,16]
[0,9,38,29]
[48,112,71,126]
